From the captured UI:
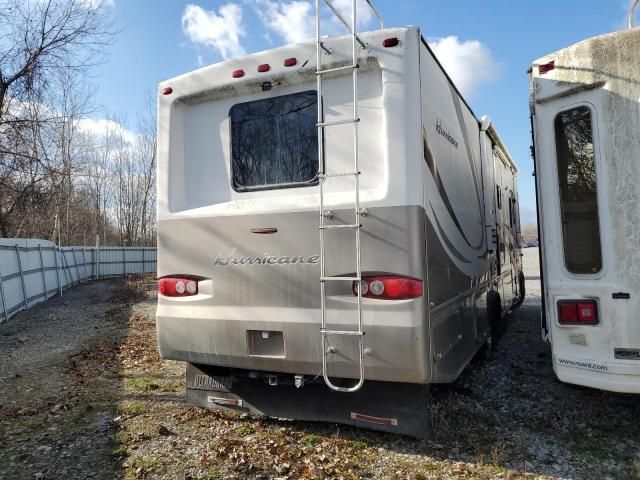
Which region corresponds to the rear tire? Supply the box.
[486,290,502,351]
[512,271,526,308]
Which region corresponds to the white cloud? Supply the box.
[428,36,500,98]
[182,3,246,60]
[254,0,315,44]
[253,0,377,45]
[77,118,137,144]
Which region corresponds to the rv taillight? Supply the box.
[158,276,199,297]
[383,37,399,48]
[557,300,598,325]
[162,87,173,95]
[232,69,245,78]
[284,57,297,67]
[352,275,423,300]
[257,63,271,73]
[539,61,555,74]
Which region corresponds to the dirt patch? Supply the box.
[1,279,639,479]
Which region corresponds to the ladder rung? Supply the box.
[319,224,361,230]
[320,276,360,282]
[316,64,358,75]
[319,171,360,179]
[317,118,360,128]
[321,329,364,336]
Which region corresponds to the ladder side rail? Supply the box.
[323,0,366,49]
[351,0,365,392]
[363,0,385,28]
[316,0,328,363]
[323,0,384,33]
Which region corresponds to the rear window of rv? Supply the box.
[554,106,602,274]
[230,91,318,192]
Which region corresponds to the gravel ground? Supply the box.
[0,258,638,480]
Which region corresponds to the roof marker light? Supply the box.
[539,61,555,74]
[284,57,297,67]
[162,87,173,95]
[232,69,245,78]
[258,63,271,73]
[383,37,399,48]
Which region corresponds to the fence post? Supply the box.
[123,248,126,276]
[142,248,145,273]
[95,235,100,280]
[0,260,8,323]
[54,245,62,297]
[38,244,47,298]
[83,247,87,283]
[61,250,72,286]
[15,244,27,310]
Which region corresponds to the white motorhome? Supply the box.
[156,4,523,437]
[529,9,640,393]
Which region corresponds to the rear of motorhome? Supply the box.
[156,13,523,437]
[529,20,640,393]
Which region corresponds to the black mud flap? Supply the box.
[186,363,431,439]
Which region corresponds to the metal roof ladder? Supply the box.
[315,0,383,393]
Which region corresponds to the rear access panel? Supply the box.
[246,330,285,357]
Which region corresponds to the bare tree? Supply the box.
[0,0,114,237]
[77,108,157,247]
[136,96,157,246]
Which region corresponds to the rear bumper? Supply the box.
[186,363,431,439]
[156,307,429,384]
[554,355,640,394]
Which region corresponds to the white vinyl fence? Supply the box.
[0,238,156,323]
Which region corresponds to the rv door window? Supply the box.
[230,91,318,191]
[554,106,602,274]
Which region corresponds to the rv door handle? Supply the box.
[251,227,278,234]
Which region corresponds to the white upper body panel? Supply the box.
[157,27,423,221]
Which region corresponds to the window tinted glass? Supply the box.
[554,106,602,274]
[230,91,318,191]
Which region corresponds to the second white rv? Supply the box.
[530,21,640,393]
[156,20,523,437]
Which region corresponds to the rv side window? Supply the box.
[230,91,318,192]
[554,106,602,274]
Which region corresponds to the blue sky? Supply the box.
[89,0,634,225]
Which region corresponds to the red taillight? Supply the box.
[162,87,173,95]
[383,37,399,48]
[352,275,423,300]
[257,63,270,73]
[539,61,555,74]
[158,276,199,297]
[284,57,297,67]
[232,69,245,78]
[558,300,598,325]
